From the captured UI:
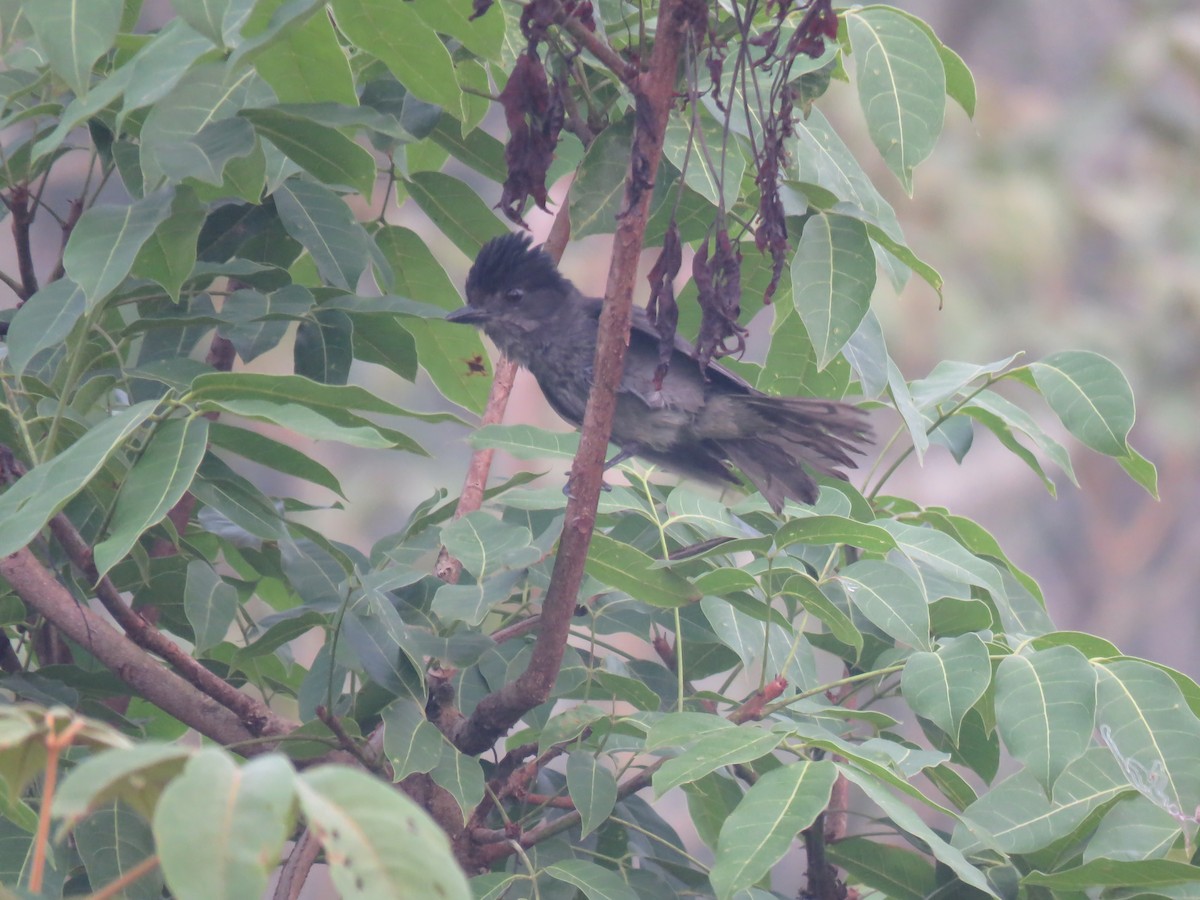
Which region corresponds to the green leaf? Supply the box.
[329,0,461,110]
[131,185,206,301]
[683,773,744,850]
[25,0,122,97]
[955,746,1131,855]
[297,765,471,900]
[343,591,425,702]
[349,314,419,382]
[63,189,175,309]
[429,745,485,822]
[6,278,86,375]
[184,559,239,653]
[1085,795,1182,864]
[54,743,191,826]
[544,860,638,900]
[1096,658,1200,824]
[294,308,354,385]
[273,177,373,290]
[0,401,158,559]
[209,422,344,497]
[429,115,506,183]
[156,117,258,186]
[138,63,272,188]
[382,700,443,781]
[250,8,357,104]
[468,424,581,460]
[410,0,505,63]
[845,8,946,194]
[709,761,837,900]
[567,751,618,839]
[878,519,1006,599]
[902,633,990,743]
[154,750,295,900]
[995,646,1096,792]
[1117,443,1159,499]
[586,533,701,608]
[189,372,447,423]
[792,212,876,369]
[839,559,930,651]
[774,515,896,554]
[1026,350,1136,457]
[1024,858,1200,890]
[405,171,508,257]
[191,454,287,541]
[826,836,938,900]
[241,107,376,197]
[172,0,255,48]
[439,512,533,579]
[842,766,997,896]
[653,727,783,796]
[662,110,745,209]
[779,575,862,657]
[94,417,210,578]
[570,115,635,239]
[75,803,163,900]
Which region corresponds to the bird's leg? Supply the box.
[563,444,642,497]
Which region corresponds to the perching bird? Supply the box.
[446,234,871,512]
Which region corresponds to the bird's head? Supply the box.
[446,234,573,352]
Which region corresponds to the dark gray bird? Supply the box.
[446,234,872,512]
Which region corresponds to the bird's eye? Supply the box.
[505,287,524,303]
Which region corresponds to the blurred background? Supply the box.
[3,0,1197,675]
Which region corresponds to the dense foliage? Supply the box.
[0,1,1189,898]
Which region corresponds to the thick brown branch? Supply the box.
[449,0,701,757]
[0,547,264,749]
[7,186,39,299]
[43,509,292,738]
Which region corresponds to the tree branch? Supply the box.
[0,547,265,749]
[449,0,703,756]
[43,508,293,738]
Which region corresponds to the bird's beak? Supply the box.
[445,306,490,325]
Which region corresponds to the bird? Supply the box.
[445,233,872,512]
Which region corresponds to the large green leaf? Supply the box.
[241,107,376,197]
[543,860,638,900]
[1026,350,1136,458]
[709,760,837,900]
[382,700,444,781]
[94,417,210,578]
[0,401,158,559]
[250,6,356,104]
[63,189,175,309]
[1024,858,1200,891]
[791,212,876,369]
[955,746,1131,855]
[586,533,701,608]
[183,560,239,654]
[826,836,937,900]
[25,0,122,97]
[566,751,618,839]
[653,726,783,796]
[131,185,207,302]
[838,559,930,650]
[295,768,468,900]
[5,278,86,375]
[154,750,295,900]
[902,633,990,743]
[845,8,946,194]
[273,177,374,291]
[995,646,1096,792]
[1095,658,1200,825]
[405,171,508,257]
[329,0,461,110]
[75,803,163,900]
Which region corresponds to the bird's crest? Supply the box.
[467,233,567,297]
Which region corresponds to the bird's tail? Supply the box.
[716,396,872,511]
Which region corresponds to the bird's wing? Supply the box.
[580,298,755,402]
